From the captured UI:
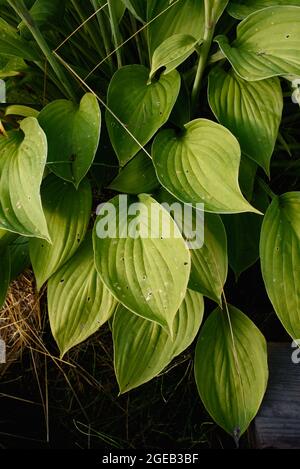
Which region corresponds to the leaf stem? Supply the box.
[191,0,215,115]
[7,0,77,102]
[257,177,276,200]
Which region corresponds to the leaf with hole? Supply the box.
[216,6,300,81]
[93,194,191,334]
[152,119,260,214]
[194,305,268,438]
[208,67,283,175]
[29,175,92,290]
[48,233,118,357]
[260,192,300,340]
[106,65,180,166]
[113,288,204,393]
[38,93,101,187]
[0,117,49,240]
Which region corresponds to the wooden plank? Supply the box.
[254,342,300,449]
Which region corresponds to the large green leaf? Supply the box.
[0,247,10,308]
[48,234,117,357]
[150,34,198,80]
[147,0,204,56]
[19,0,66,35]
[0,17,40,60]
[190,213,228,304]
[223,184,269,278]
[38,93,101,187]
[93,194,191,333]
[156,188,228,305]
[29,175,92,290]
[106,65,180,166]
[208,67,283,175]
[113,289,204,393]
[227,1,300,19]
[152,119,260,214]
[0,117,49,240]
[108,150,159,195]
[216,6,300,81]
[194,305,268,439]
[260,192,300,339]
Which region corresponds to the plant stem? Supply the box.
[7,0,77,102]
[191,0,217,115]
[108,0,122,69]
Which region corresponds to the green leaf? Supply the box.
[108,150,159,195]
[0,247,10,308]
[106,65,180,166]
[227,1,300,20]
[0,56,28,78]
[260,192,300,339]
[19,0,66,34]
[223,184,269,278]
[48,233,117,357]
[113,288,204,393]
[5,105,39,118]
[208,67,283,175]
[0,117,49,240]
[194,305,268,438]
[29,175,92,290]
[216,6,300,81]
[121,0,147,22]
[0,17,40,60]
[93,194,191,334]
[0,228,17,249]
[147,0,204,56]
[38,93,101,187]
[156,188,228,305]
[152,119,260,214]
[150,34,198,80]
[190,213,228,304]
[238,156,257,201]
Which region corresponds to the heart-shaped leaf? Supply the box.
[150,34,198,80]
[29,175,92,290]
[48,233,117,357]
[113,288,204,393]
[208,67,283,175]
[108,150,159,195]
[194,305,268,439]
[0,246,10,308]
[260,192,300,340]
[152,119,260,214]
[0,117,49,240]
[93,194,191,333]
[106,65,180,166]
[147,0,204,56]
[216,6,300,81]
[38,93,101,187]
[227,1,300,19]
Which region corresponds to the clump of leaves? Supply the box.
[1,0,300,442]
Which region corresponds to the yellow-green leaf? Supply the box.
[194,305,268,439]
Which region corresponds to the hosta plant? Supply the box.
[1,0,300,442]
